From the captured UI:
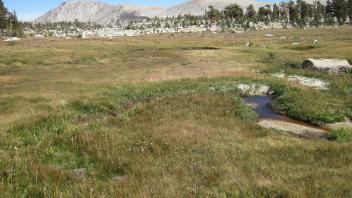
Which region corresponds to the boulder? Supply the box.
[237,84,274,95]
[4,37,20,42]
[301,58,352,74]
[34,34,44,39]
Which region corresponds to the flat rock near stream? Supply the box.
[259,119,328,139]
[327,120,352,130]
[273,73,329,90]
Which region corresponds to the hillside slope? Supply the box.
[34,1,146,24]
[34,0,272,24]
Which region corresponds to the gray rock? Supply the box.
[258,120,328,139]
[72,168,86,179]
[272,73,330,90]
[4,37,20,42]
[264,34,274,37]
[302,58,352,74]
[237,84,273,95]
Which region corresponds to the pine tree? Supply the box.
[258,5,272,24]
[0,0,7,36]
[313,1,325,26]
[279,3,289,24]
[347,0,352,22]
[246,4,256,22]
[325,0,334,16]
[224,4,243,23]
[296,0,309,27]
[288,1,299,25]
[332,0,347,25]
[272,3,280,21]
[11,11,23,37]
[206,6,221,23]
[0,1,22,37]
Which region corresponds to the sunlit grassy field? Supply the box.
[0,27,352,197]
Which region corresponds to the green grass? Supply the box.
[1,77,351,197]
[271,88,352,124]
[286,44,323,51]
[329,128,352,142]
[1,27,352,197]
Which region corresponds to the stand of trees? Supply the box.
[0,0,23,37]
[128,0,352,32]
[204,0,352,28]
[22,20,103,33]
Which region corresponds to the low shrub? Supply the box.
[261,52,301,69]
[289,45,317,51]
[347,58,352,65]
[69,56,98,64]
[233,97,257,123]
[329,128,352,142]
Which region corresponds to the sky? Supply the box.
[3,0,277,21]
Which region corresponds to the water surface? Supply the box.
[244,96,329,132]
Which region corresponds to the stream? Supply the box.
[244,96,329,139]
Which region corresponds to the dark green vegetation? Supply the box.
[1,27,352,197]
[150,0,352,31]
[0,0,22,37]
[329,128,352,142]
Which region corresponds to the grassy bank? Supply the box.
[1,77,352,197]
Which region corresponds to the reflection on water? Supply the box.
[244,96,329,132]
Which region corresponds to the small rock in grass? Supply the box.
[209,87,216,92]
[265,34,275,37]
[272,73,286,79]
[237,84,273,95]
[287,75,329,90]
[72,168,86,179]
[4,37,20,42]
[272,73,330,90]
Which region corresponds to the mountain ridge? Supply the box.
[34,0,325,24]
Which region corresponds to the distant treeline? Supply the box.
[22,19,104,33]
[0,0,23,37]
[200,0,352,27]
[125,0,352,30]
[3,0,352,37]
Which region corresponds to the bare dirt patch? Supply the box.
[0,75,19,83]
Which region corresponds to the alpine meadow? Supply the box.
[1,0,352,197]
